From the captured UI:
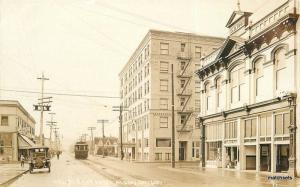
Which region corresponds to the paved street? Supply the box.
[10,154,117,187]
[9,153,299,187]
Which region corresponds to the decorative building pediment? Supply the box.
[226,11,252,35]
[196,36,245,80]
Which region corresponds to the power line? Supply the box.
[0,88,120,99]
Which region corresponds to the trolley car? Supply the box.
[74,142,89,159]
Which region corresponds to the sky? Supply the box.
[0,0,272,149]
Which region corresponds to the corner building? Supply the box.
[196,0,300,176]
[119,30,224,162]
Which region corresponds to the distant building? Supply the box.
[0,100,36,162]
[196,0,300,176]
[119,30,224,162]
[94,137,118,157]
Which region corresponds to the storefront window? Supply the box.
[244,118,257,138]
[260,114,271,136]
[207,142,222,161]
[275,113,290,135]
[225,121,237,139]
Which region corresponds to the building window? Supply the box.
[244,118,257,138]
[1,116,8,126]
[160,43,169,55]
[260,114,271,137]
[195,99,200,112]
[192,141,200,158]
[144,138,149,147]
[156,138,171,147]
[225,121,237,139]
[230,64,245,103]
[180,115,186,125]
[195,81,201,93]
[207,142,221,161]
[160,61,169,73]
[160,79,168,91]
[180,61,186,70]
[165,153,171,160]
[195,46,202,58]
[216,77,222,107]
[160,117,168,128]
[205,82,211,111]
[180,97,185,106]
[155,153,162,160]
[181,43,185,52]
[160,98,168,110]
[254,58,264,97]
[275,113,290,135]
[180,80,185,88]
[274,48,288,91]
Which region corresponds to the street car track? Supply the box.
[78,158,162,187]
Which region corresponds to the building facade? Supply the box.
[196,0,300,176]
[0,100,36,162]
[119,30,224,162]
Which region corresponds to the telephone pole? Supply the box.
[97,119,109,158]
[113,105,127,160]
[34,73,51,146]
[46,112,56,150]
[171,64,175,168]
[88,127,96,155]
[53,127,59,152]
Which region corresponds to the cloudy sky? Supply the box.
[0,0,273,149]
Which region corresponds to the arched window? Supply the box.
[254,58,264,97]
[205,82,211,111]
[274,48,287,91]
[216,77,222,107]
[230,64,245,103]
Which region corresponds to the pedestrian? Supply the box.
[56,152,60,160]
[20,154,25,167]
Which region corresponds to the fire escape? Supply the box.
[177,40,193,132]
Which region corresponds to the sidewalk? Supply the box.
[0,163,28,186]
[159,164,300,187]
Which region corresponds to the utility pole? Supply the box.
[53,127,59,152]
[113,105,127,160]
[46,113,56,151]
[81,133,89,142]
[97,120,109,158]
[88,127,96,155]
[34,73,51,146]
[171,64,175,168]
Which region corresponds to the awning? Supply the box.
[18,134,36,149]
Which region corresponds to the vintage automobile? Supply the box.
[28,146,51,173]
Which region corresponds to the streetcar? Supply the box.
[74,141,89,159]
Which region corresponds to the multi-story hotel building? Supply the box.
[119,30,224,162]
[0,100,36,162]
[196,0,300,176]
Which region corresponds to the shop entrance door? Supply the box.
[225,147,238,168]
[260,144,271,171]
[276,145,289,172]
[179,141,187,161]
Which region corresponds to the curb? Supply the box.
[0,169,29,187]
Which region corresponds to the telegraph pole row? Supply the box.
[88,127,96,155]
[34,73,51,146]
[97,119,109,158]
[46,112,57,151]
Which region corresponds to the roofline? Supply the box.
[0,100,36,124]
[119,29,225,76]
